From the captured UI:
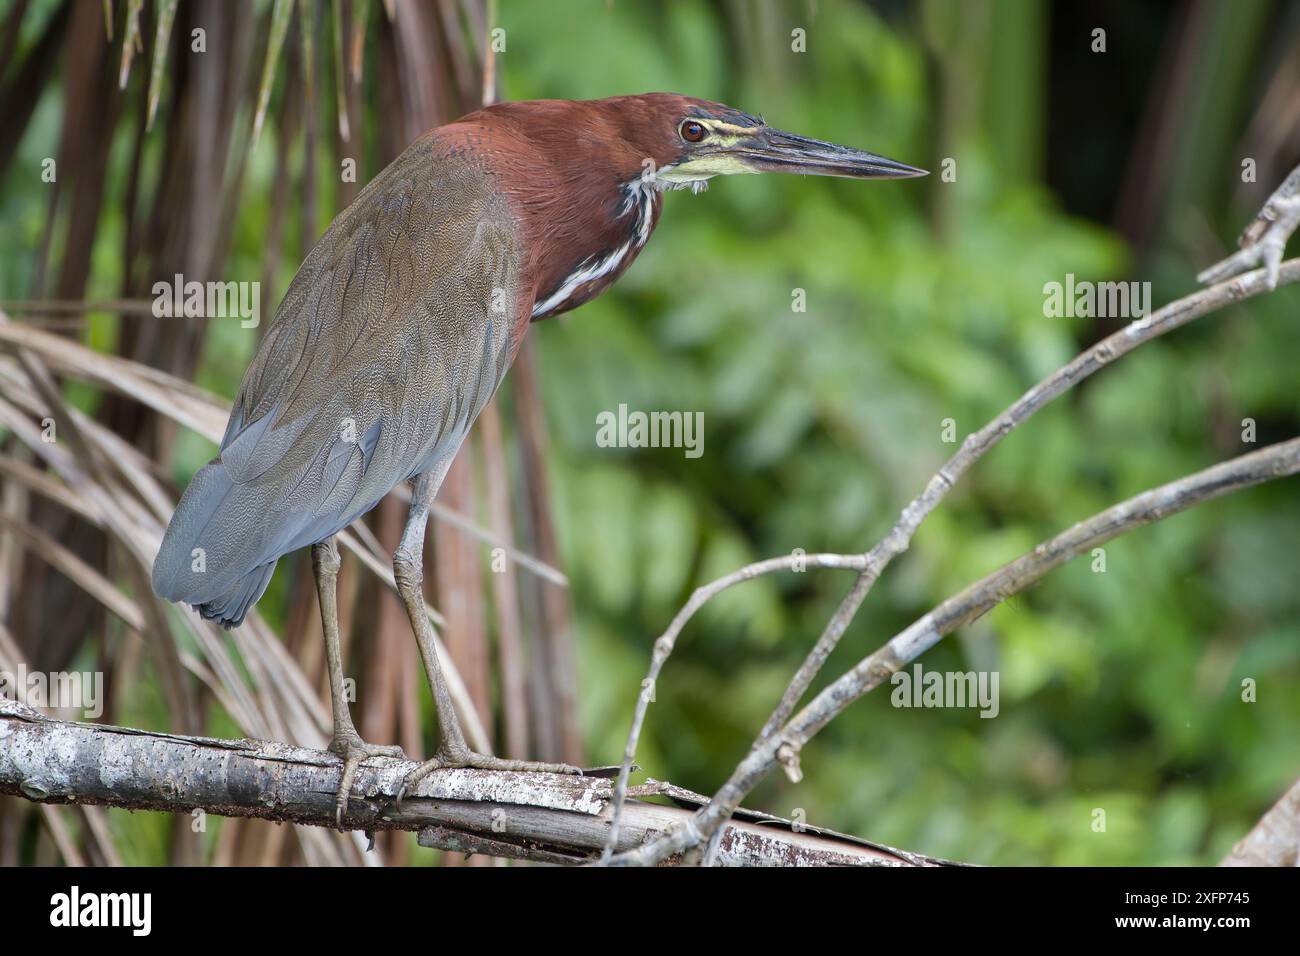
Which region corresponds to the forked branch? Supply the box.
[603,167,1300,863]
[609,437,1300,865]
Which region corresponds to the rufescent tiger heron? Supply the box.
[152,93,926,824]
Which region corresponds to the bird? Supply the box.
[151,93,926,824]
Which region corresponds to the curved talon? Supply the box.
[395,757,443,812]
[336,755,362,828]
[330,736,406,829]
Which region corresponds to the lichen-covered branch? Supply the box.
[0,697,946,867]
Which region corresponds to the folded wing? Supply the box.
[153,132,525,626]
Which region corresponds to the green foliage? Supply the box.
[499,0,1300,865]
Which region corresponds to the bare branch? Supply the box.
[604,256,1300,860]
[0,698,947,867]
[607,437,1300,865]
[602,551,869,858]
[1198,162,1300,289]
[1220,777,1300,867]
[763,258,1300,738]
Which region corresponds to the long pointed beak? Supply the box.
[733,128,927,179]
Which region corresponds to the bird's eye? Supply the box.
[680,120,707,143]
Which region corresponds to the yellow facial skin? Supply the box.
[656,119,764,185]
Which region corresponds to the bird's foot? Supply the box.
[395,748,582,808]
[329,731,406,828]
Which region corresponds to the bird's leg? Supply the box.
[313,537,404,828]
[393,472,580,804]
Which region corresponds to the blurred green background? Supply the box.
[1,0,1298,866]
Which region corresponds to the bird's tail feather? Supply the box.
[153,459,285,628]
[194,561,277,629]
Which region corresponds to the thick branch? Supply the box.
[0,698,944,867]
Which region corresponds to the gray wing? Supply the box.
[153,134,524,624]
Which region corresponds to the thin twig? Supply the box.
[756,262,1300,741]
[607,436,1300,865]
[601,552,868,860]
[602,256,1300,859]
[1198,161,1300,290]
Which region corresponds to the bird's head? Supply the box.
[612,93,928,192]
[467,93,925,320]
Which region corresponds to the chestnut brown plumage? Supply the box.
[152,93,925,821]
